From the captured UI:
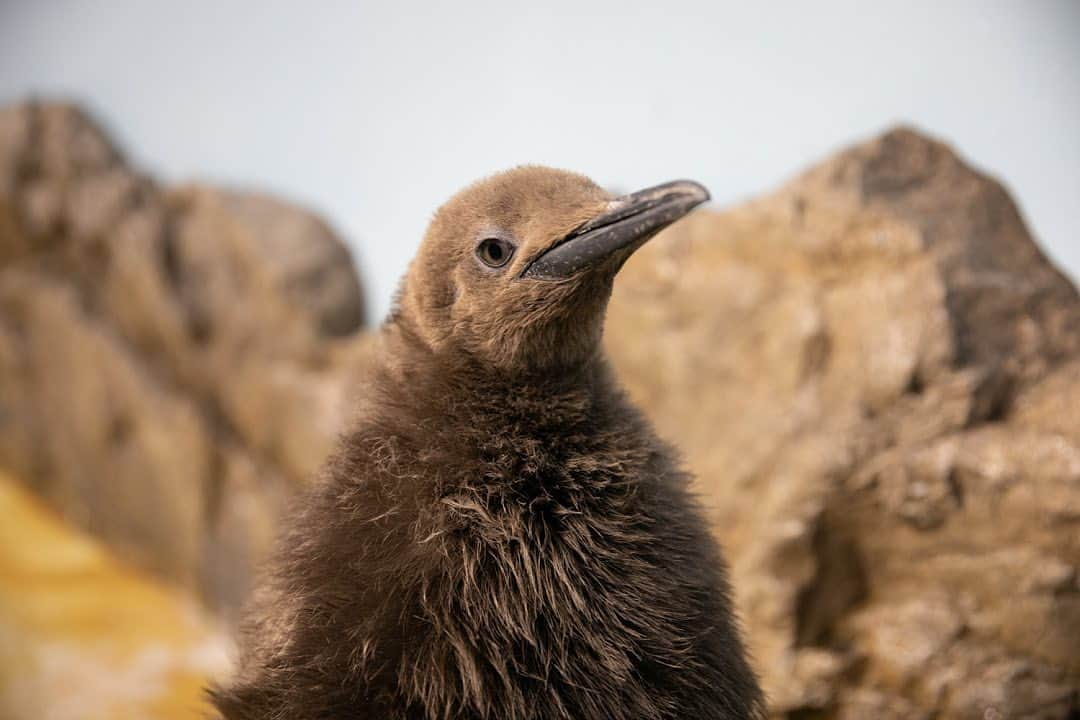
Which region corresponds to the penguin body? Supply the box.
[212,167,764,720]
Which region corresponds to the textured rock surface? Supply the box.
[607,128,1080,718]
[0,102,371,614]
[0,101,1077,718]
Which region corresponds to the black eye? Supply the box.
[476,237,515,268]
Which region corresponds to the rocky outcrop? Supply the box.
[0,102,371,614]
[608,128,1079,718]
[0,102,1076,718]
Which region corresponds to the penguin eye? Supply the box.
[476,237,515,269]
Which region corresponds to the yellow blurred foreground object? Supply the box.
[0,471,231,720]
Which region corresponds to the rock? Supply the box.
[607,127,1080,716]
[0,271,211,585]
[0,101,371,613]
[849,595,965,685]
[204,190,366,336]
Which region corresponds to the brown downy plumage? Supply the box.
[211,167,765,719]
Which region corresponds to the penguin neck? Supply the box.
[373,319,620,427]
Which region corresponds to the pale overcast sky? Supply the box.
[2,1,1077,322]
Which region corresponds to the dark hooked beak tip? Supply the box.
[520,179,710,281]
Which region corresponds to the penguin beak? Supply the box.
[520,180,710,280]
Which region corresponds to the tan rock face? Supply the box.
[0,102,371,614]
[0,103,1076,718]
[607,128,1080,717]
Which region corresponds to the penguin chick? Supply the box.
[211,167,765,720]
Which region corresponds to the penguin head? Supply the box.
[396,166,709,374]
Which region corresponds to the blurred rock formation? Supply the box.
[608,128,1079,718]
[0,102,1076,718]
[0,102,371,616]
